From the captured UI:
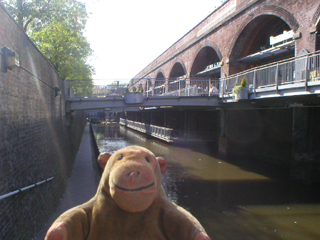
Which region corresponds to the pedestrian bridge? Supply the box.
[66,51,320,112]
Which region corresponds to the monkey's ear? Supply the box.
[156,157,167,174]
[97,152,112,169]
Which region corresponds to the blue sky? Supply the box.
[82,0,223,84]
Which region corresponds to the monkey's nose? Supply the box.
[127,171,140,177]
[128,171,140,187]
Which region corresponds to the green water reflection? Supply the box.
[92,123,320,240]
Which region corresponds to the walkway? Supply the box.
[34,123,99,239]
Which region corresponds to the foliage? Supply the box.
[65,79,94,98]
[310,70,319,81]
[2,0,95,94]
[240,77,248,87]
[30,20,93,78]
[232,77,248,96]
[3,0,94,96]
[2,0,87,33]
[30,19,94,96]
[125,85,144,94]
[108,81,128,87]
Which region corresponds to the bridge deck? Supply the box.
[67,95,221,112]
[66,52,320,112]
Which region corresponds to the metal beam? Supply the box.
[67,96,221,111]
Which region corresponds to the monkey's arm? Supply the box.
[163,202,211,240]
[45,201,93,240]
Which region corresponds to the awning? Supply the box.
[195,62,222,76]
[237,40,295,63]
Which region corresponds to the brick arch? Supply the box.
[313,4,320,51]
[154,70,166,87]
[228,5,299,74]
[153,70,166,95]
[261,5,299,31]
[168,60,187,79]
[155,70,166,80]
[192,39,223,62]
[189,45,222,78]
[311,3,320,26]
[189,40,222,72]
[166,60,187,92]
[228,5,300,57]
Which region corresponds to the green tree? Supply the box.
[2,0,94,95]
[31,20,93,76]
[2,0,87,33]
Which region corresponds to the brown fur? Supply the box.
[46,146,211,240]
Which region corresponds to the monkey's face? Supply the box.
[101,146,167,212]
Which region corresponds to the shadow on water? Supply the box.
[163,159,320,240]
[93,124,320,240]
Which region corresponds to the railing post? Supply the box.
[146,79,149,98]
[253,70,257,98]
[305,55,309,91]
[275,63,279,94]
[219,78,224,98]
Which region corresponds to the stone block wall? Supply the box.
[0,4,87,239]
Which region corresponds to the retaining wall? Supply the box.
[0,4,87,239]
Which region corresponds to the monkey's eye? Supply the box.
[145,157,150,163]
[118,154,123,160]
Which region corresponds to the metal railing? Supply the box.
[66,79,220,98]
[66,51,320,99]
[0,177,54,200]
[120,119,216,142]
[141,78,219,97]
[149,125,172,141]
[120,118,173,142]
[220,50,320,97]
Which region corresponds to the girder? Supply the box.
[67,96,221,112]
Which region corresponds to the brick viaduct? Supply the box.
[133,0,320,86]
[124,0,320,186]
[1,0,320,239]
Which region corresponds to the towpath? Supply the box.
[34,123,99,239]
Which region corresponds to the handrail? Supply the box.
[120,118,173,142]
[68,50,320,99]
[220,50,320,96]
[0,177,54,200]
[222,50,320,81]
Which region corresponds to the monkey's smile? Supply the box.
[113,182,155,192]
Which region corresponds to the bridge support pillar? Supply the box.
[291,107,320,183]
[184,111,189,140]
[218,109,228,157]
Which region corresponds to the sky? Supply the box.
[82,0,224,84]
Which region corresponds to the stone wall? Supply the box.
[0,4,87,239]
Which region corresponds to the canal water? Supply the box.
[92,123,320,240]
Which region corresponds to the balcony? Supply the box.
[220,50,320,100]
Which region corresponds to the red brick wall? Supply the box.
[134,0,320,79]
[0,4,87,239]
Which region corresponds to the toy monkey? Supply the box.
[46,145,211,240]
